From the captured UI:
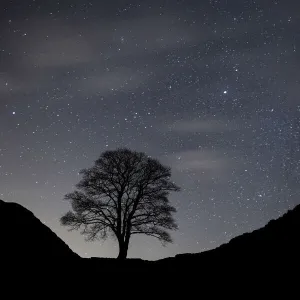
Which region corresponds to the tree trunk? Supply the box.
[117,239,129,260]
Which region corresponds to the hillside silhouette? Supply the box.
[0,199,78,262]
[158,204,300,271]
[1,199,299,274]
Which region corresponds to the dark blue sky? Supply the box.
[0,0,299,260]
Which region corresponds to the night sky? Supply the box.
[1,0,299,260]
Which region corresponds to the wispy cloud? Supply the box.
[0,73,33,96]
[166,150,229,172]
[166,119,239,133]
[77,67,146,95]
[30,37,93,68]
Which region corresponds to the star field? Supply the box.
[0,0,299,260]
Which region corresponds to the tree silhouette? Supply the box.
[60,148,180,260]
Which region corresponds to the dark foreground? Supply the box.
[1,199,300,285]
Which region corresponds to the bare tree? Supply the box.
[60,148,180,260]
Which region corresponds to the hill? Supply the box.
[0,199,79,263]
[158,204,300,270]
[84,203,300,273]
[1,198,299,274]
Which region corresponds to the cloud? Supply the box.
[75,67,146,95]
[30,37,93,68]
[166,150,229,172]
[0,73,32,96]
[22,20,93,68]
[1,18,94,69]
[166,119,238,133]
